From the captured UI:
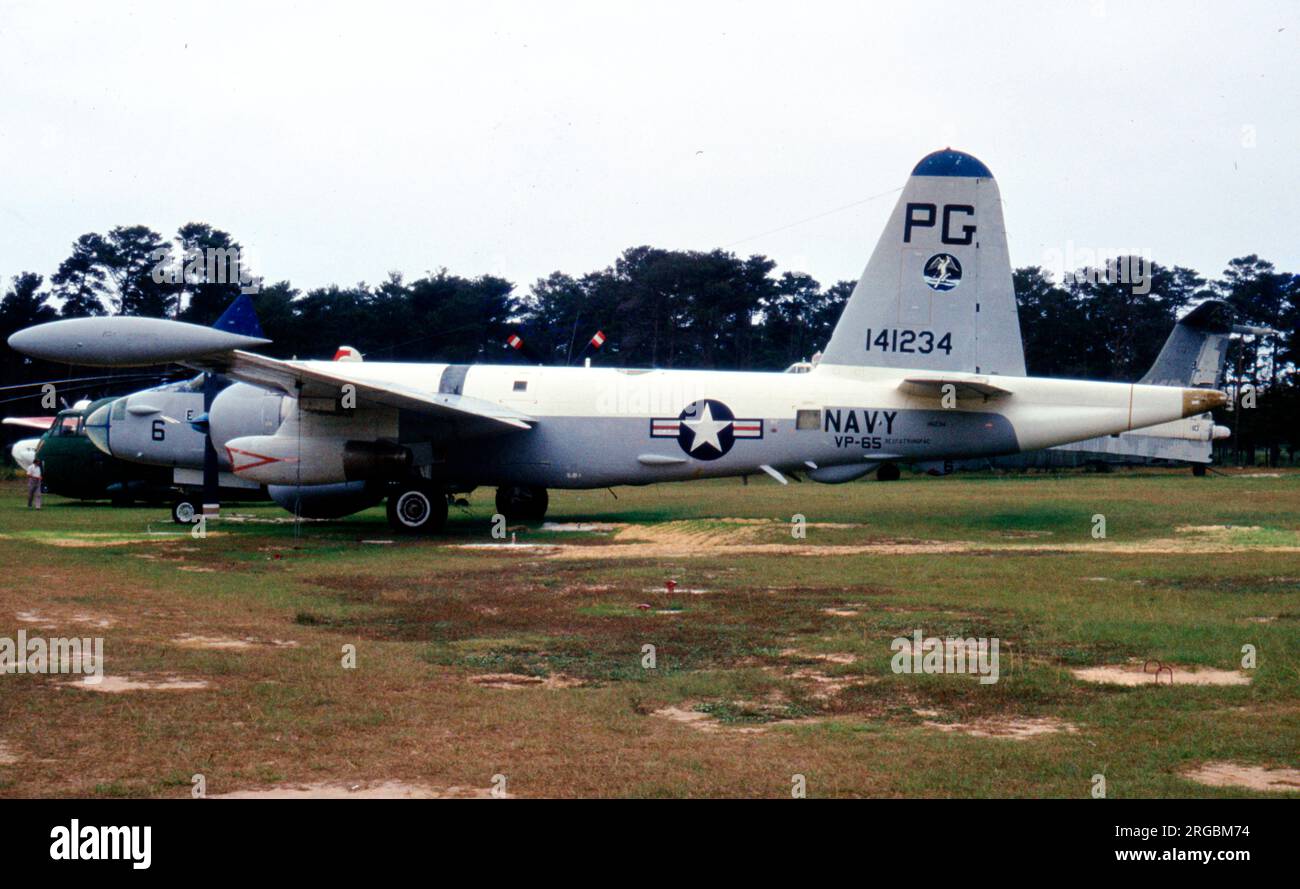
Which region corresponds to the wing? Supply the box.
[6,312,532,437]
[898,376,1011,400]
[189,351,534,436]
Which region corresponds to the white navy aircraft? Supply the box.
[9,149,1225,532]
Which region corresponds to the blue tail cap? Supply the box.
[212,294,264,339]
[912,149,994,179]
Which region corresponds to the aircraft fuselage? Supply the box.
[214,360,1216,489]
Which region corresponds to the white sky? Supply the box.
[1,0,1297,297]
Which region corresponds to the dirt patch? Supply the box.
[822,608,860,617]
[454,543,562,554]
[1071,663,1251,686]
[0,741,18,765]
[781,649,856,665]
[174,635,252,649]
[542,520,970,560]
[15,610,57,629]
[468,672,585,690]
[787,668,865,699]
[653,705,725,732]
[0,532,223,548]
[64,674,211,693]
[652,702,822,734]
[14,609,115,629]
[508,519,1300,560]
[172,634,298,651]
[209,780,502,798]
[541,522,624,533]
[1182,762,1300,792]
[925,716,1078,739]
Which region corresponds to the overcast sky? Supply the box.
[1,1,1297,299]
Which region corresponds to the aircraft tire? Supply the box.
[386,483,448,533]
[875,462,901,482]
[1192,464,1207,477]
[495,485,549,522]
[172,498,198,524]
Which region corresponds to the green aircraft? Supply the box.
[32,398,176,504]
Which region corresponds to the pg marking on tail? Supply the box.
[903,203,976,245]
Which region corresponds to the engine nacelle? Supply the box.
[226,435,411,485]
[209,383,287,455]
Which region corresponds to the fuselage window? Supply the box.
[796,409,820,430]
[513,381,528,392]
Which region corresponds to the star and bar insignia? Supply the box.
[650,398,762,460]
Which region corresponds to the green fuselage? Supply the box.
[36,399,174,502]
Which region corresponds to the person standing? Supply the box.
[26,458,43,509]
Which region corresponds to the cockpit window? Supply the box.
[55,414,81,436]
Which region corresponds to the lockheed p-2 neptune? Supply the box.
[9,150,1225,531]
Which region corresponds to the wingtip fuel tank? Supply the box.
[7,316,270,367]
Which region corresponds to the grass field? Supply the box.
[0,468,1297,798]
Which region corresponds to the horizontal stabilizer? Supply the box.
[899,376,1011,399]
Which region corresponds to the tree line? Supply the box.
[2,222,1297,463]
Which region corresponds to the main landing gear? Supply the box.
[386,480,448,533]
[875,462,901,482]
[495,485,549,523]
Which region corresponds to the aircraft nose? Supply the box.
[84,402,113,456]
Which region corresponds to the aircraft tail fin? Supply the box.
[820,149,1025,375]
[1138,300,1234,388]
[212,294,265,340]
